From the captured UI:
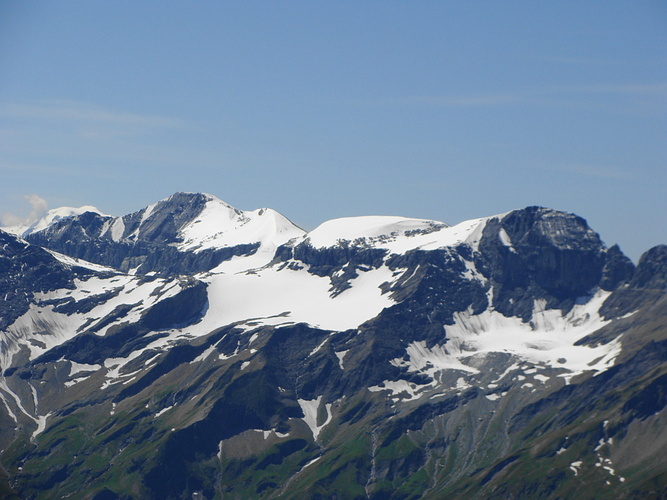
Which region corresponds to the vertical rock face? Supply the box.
[631,244,667,289]
[0,195,665,500]
[476,207,607,320]
[120,192,212,244]
[600,244,636,291]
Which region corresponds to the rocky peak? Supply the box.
[22,193,305,276]
[498,206,603,251]
[118,192,214,245]
[475,207,609,320]
[1,205,105,238]
[631,244,667,290]
[600,244,636,291]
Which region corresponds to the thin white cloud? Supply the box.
[0,161,69,174]
[0,212,23,227]
[555,83,667,97]
[1,193,48,227]
[0,100,196,169]
[399,94,520,107]
[24,194,48,221]
[0,161,122,180]
[384,82,667,109]
[2,100,184,129]
[536,56,619,66]
[566,164,630,180]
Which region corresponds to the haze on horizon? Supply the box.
[0,2,665,261]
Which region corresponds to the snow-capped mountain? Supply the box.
[0,193,664,499]
[1,205,105,238]
[21,192,305,275]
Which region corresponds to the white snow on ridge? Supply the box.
[177,195,305,253]
[0,197,626,402]
[303,214,497,255]
[46,249,118,273]
[304,216,448,248]
[139,201,158,226]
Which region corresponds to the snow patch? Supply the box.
[297,396,332,441]
[390,341,480,377]
[309,338,329,357]
[110,218,125,242]
[190,345,217,364]
[65,377,91,388]
[455,377,470,391]
[394,289,621,384]
[69,361,101,376]
[497,228,517,253]
[0,390,18,422]
[368,380,420,401]
[193,264,396,332]
[335,350,349,370]
[31,412,52,442]
[154,406,174,418]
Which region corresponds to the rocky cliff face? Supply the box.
[0,195,665,499]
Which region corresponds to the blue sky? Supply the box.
[1,1,665,261]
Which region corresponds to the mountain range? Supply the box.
[0,192,665,499]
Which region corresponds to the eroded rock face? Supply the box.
[475,207,608,320]
[631,244,667,290]
[280,242,388,296]
[600,244,636,291]
[600,245,667,319]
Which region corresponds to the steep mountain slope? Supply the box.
[18,192,304,276]
[0,194,664,499]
